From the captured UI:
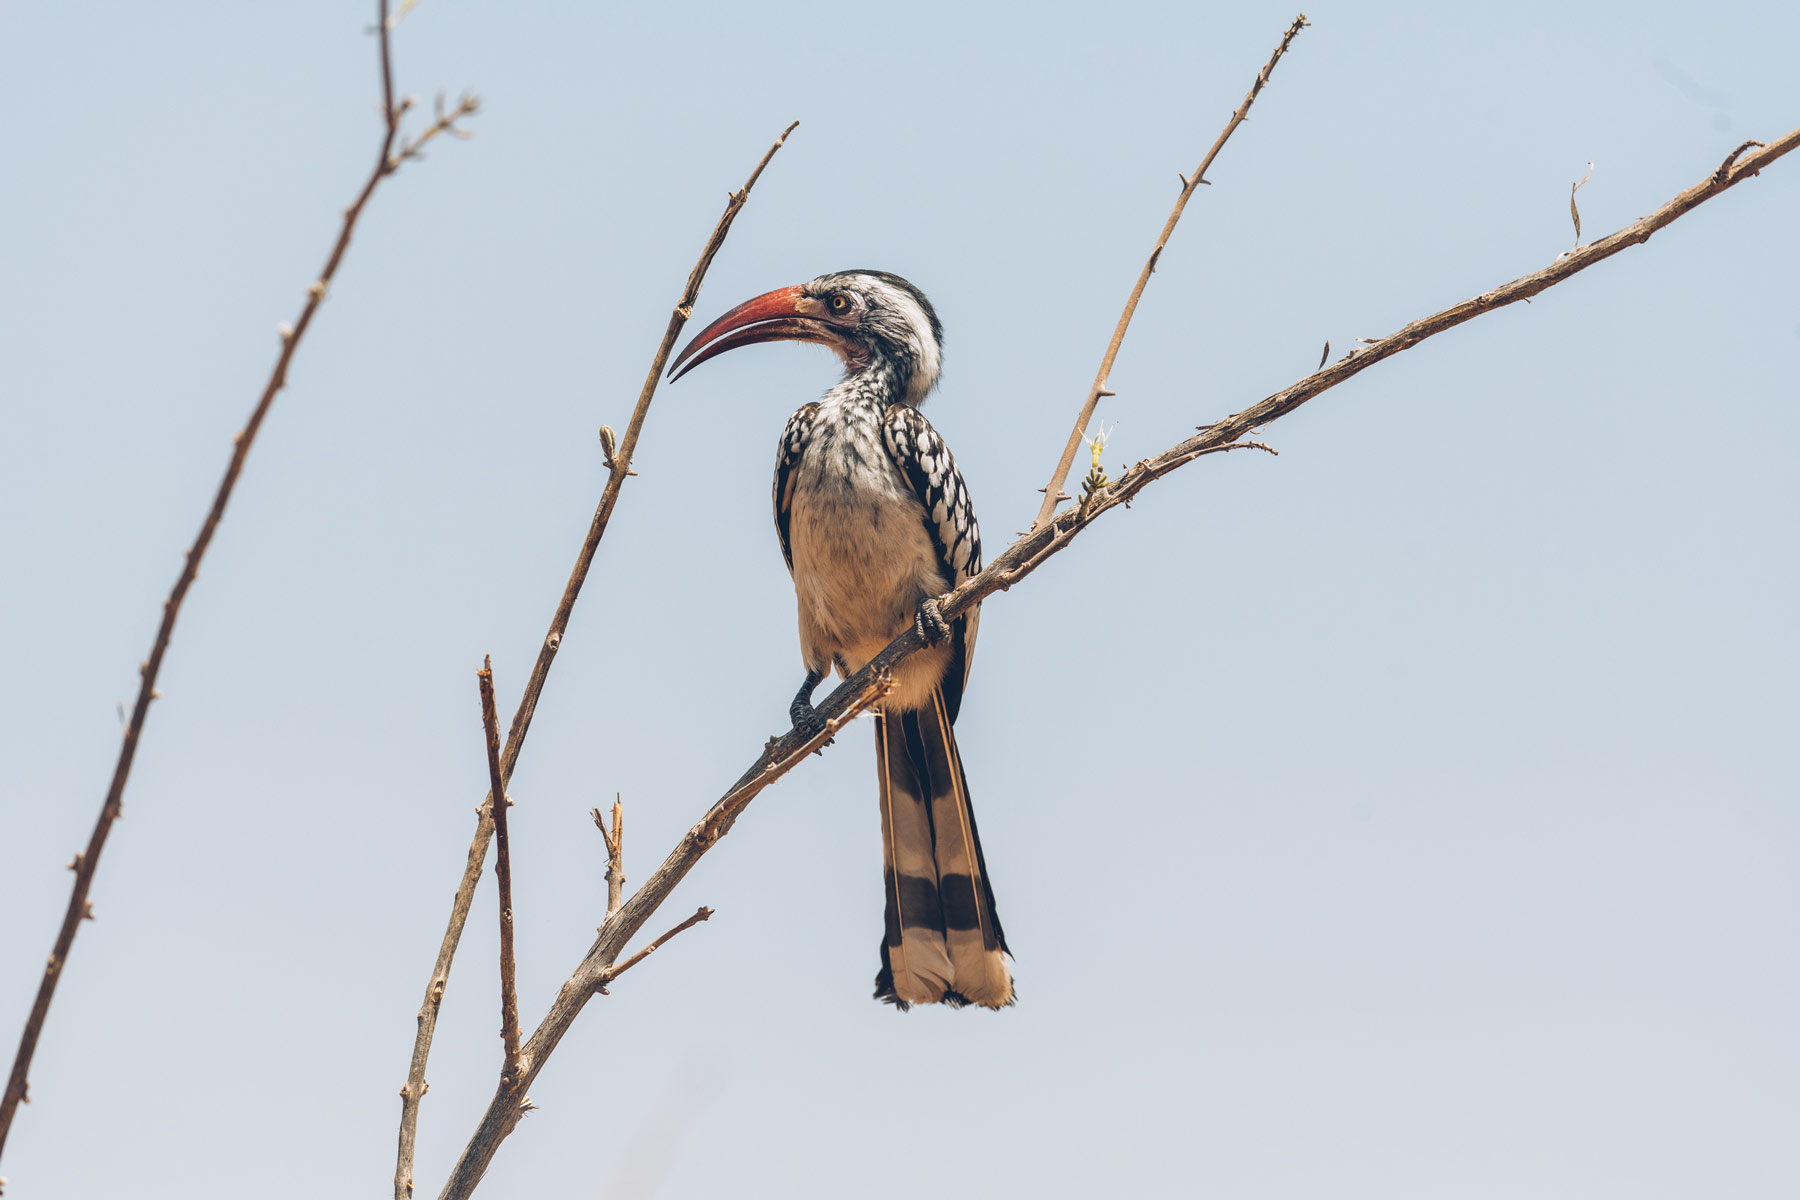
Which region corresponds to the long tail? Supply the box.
[873,687,1012,1009]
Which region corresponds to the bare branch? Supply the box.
[478,660,522,1078]
[594,907,714,994]
[1030,13,1309,532]
[591,797,625,919]
[1192,440,1277,460]
[0,0,478,1174]
[378,0,398,135]
[399,119,799,1200]
[699,672,893,846]
[433,121,1798,1200]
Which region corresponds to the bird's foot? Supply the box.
[789,700,833,751]
[914,596,953,647]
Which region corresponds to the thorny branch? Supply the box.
[477,660,522,1079]
[1031,13,1309,532]
[431,122,1799,1200]
[397,119,800,1200]
[0,0,477,1182]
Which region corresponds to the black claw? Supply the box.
[789,669,833,751]
[915,596,953,647]
[790,701,823,736]
[789,701,833,751]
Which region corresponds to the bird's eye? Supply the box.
[828,293,850,315]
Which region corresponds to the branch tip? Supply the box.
[1030,13,1309,533]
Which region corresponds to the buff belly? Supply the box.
[787,464,950,714]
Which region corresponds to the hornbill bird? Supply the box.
[669,270,1013,1009]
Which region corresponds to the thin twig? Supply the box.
[0,0,478,1177]
[699,672,894,847]
[478,659,522,1078]
[433,123,1799,1200]
[377,0,396,129]
[1030,13,1309,533]
[1194,441,1277,459]
[391,92,481,169]
[593,907,714,995]
[401,120,799,1200]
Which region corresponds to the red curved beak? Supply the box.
[667,285,837,382]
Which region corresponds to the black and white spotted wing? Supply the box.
[881,403,983,724]
[771,402,819,574]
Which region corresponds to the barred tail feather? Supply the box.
[874,707,954,1005]
[927,688,1011,1006]
[873,690,1013,1010]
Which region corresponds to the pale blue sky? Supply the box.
[3,2,1796,1197]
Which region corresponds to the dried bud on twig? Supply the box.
[1570,161,1595,247]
